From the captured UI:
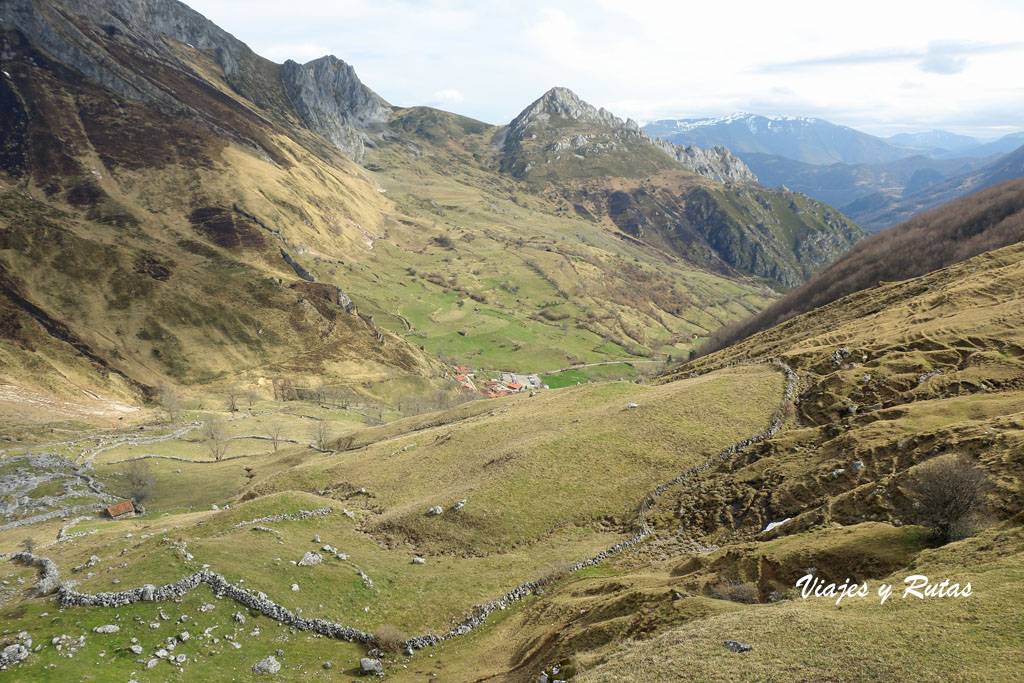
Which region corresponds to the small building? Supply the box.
[106,500,135,518]
[506,382,523,392]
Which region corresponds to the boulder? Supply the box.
[360,657,383,674]
[298,551,322,567]
[252,655,281,674]
[723,639,752,653]
[92,625,119,634]
[427,506,443,516]
[412,557,426,565]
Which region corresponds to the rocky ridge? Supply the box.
[501,87,756,184]
[1,0,391,160]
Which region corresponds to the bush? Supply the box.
[124,459,157,504]
[374,624,407,653]
[713,581,758,604]
[537,558,572,586]
[905,454,993,543]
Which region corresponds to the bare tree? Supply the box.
[906,454,993,543]
[123,459,157,505]
[157,383,181,421]
[265,422,283,452]
[204,420,230,461]
[227,390,238,413]
[246,388,258,409]
[314,379,329,405]
[19,537,35,554]
[310,420,331,451]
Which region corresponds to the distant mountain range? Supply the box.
[842,143,1024,231]
[644,114,1024,165]
[886,130,979,154]
[645,114,1024,231]
[740,152,998,223]
[643,113,914,165]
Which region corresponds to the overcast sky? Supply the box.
[185,0,1024,139]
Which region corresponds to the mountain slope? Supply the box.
[0,0,867,417]
[0,0,448,411]
[499,87,756,185]
[887,129,979,154]
[644,113,920,165]
[493,89,865,287]
[741,152,997,214]
[844,143,1024,231]
[701,176,1024,354]
[951,130,1024,159]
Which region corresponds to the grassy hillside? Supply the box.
[1,240,1022,682]
[0,364,788,680]
[368,241,1024,681]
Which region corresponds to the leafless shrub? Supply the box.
[374,624,407,653]
[124,459,157,504]
[310,420,331,450]
[537,558,573,586]
[906,453,993,543]
[713,581,759,604]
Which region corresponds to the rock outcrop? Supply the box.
[282,56,391,160]
[500,87,757,184]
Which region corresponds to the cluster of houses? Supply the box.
[451,365,547,398]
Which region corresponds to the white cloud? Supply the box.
[427,89,465,107]
[184,0,1024,137]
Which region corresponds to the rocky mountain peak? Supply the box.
[506,87,640,144]
[502,86,755,184]
[281,55,391,159]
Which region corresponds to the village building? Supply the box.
[106,500,135,519]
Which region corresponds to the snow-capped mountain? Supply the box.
[644,113,922,165]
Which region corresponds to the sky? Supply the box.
[184,0,1024,140]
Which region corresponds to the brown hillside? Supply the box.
[702,177,1024,355]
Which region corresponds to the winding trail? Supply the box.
[2,360,797,655]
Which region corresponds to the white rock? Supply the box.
[297,551,322,567]
[252,655,281,674]
[92,625,119,634]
